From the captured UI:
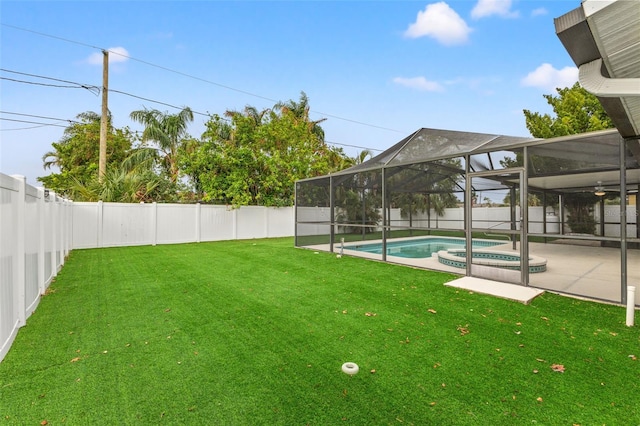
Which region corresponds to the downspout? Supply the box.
[579,58,640,97]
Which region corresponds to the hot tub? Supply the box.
[437,249,547,273]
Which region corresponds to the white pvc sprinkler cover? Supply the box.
[341,362,359,376]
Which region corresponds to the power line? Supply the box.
[1,23,101,50]
[1,69,384,153]
[325,140,383,152]
[0,111,79,131]
[1,24,406,135]
[109,89,210,118]
[0,118,69,129]
[0,68,100,95]
[0,111,79,123]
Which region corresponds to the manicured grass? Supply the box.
[1,237,639,425]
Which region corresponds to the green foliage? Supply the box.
[68,147,182,203]
[523,82,615,138]
[181,93,350,206]
[565,193,598,234]
[130,107,194,183]
[334,177,382,233]
[390,159,463,223]
[37,111,133,195]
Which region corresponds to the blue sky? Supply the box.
[1,1,581,185]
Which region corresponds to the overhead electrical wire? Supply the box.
[1,23,406,135]
[1,25,389,152]
[0,118,69,129]
[108,89,210,118]
[0,68,100,95]
[2,69,381,151]
[0,110,79,123]
[0,111,79,131]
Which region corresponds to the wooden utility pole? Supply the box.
[99,50,109,182]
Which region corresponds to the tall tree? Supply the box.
[523,82,614,138]
[69,147,175,202]
[130,107,194,183]
[274,91,326,140]
[520,82,614,233]
[38,111,132,196]
[181,95,350,206]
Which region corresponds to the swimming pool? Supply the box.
[347,237,502,259]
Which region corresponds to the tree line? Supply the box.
[39,83,613,206]
[39,92,361,205]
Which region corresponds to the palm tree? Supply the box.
[130,107,194,183]
[69,147,166,202]
[354,149,373,165]
[274,92,326,140]
[42,150,62,171]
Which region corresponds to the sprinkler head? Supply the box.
[341,362,359,376]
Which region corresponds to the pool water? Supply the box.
[349,237,502,259]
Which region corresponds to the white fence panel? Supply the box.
[102,203,155,247]
[295,207,330,237]
[24,186,40,318]
[156,204,197,245]
[0,173,72,363]
[266,208,294,238]
[70,203,296,248]
[597,205,637,238]
[0,174,20,362]
[236,206,268,240]
[200,206,236,241]
[71,203,100,249]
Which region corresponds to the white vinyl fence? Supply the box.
[1,174,72,362]
[71,202,294,249]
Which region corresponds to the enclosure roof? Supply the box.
[555,0,640,139]
[331,128,537,175]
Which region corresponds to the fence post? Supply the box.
[233,207,238,240]
[152,202,158,246]
[59,197,66,267]
[12,175,26,327]
[49,192,57,279]
[97,200,103,248]
[196,203,201,243]
[38,187,46,295]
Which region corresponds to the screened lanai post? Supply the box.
[361,186,366,240]
[636,184,640,239]
[427,194,431,230]
[542,191,548,236]
[382,168,387,262]
[329,175,335,253]
[510,186,517,250]
[521,150,529,287]
[620,135,628,304]
[558,194,565,235]
[464,154,472,277]
[599,197,606,238]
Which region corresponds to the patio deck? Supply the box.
[306,239,640,305]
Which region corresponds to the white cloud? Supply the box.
[521,63,578,91]
[404,2,472,46]
[531,7,548,17]
[471,0,519,19]
[393,76,445,92]
[86,47,130,65]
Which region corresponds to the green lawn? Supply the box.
[1,237,639,425]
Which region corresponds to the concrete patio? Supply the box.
[310,238,640,306]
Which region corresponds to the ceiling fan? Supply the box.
[594,181,619,196]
